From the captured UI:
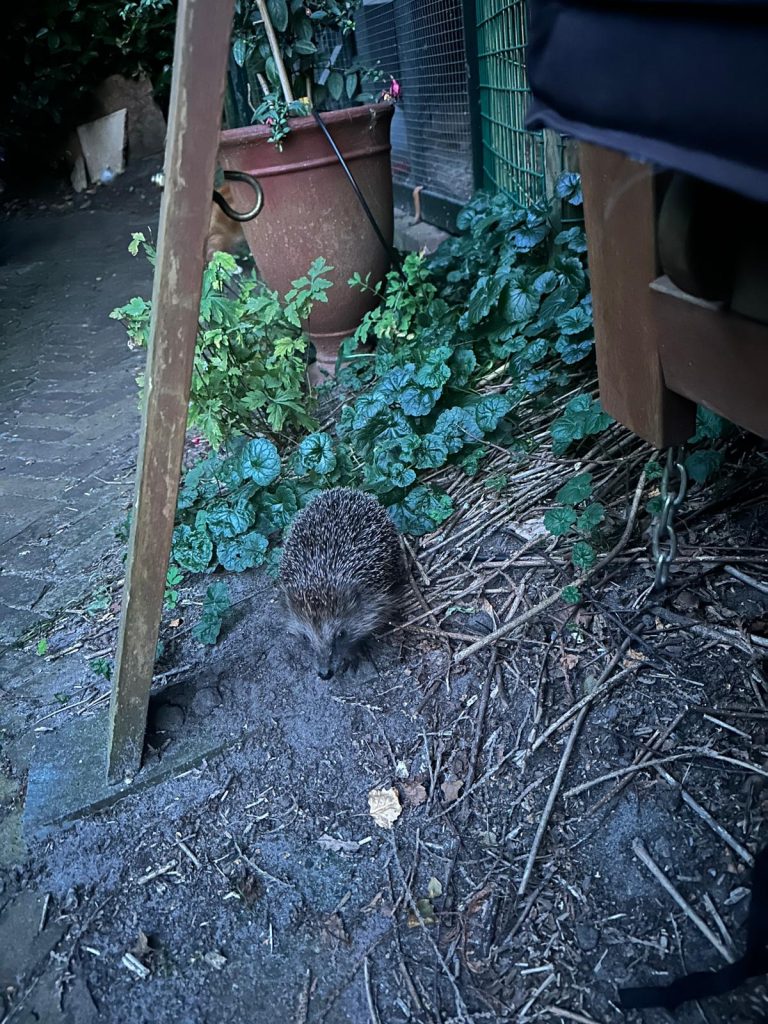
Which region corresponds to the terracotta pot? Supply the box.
[218,104,395,381]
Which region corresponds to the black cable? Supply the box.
[311,109,405,278]
[619,843,768,1012]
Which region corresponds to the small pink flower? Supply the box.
[266,117,275,127]
[389,77,401,99]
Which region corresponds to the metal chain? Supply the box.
[652,446,688,590]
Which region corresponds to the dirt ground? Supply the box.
[1,168,768,1024]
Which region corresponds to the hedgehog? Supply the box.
[279,488,405,679]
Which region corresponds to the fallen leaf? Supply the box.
[400,780,427,808]
[427,877,442,899]
[130,930,150,962]
[317,834,363,854]
[624,647,646,662]
[169,618,182,628]
[440,778,463,804]
[408,898,436,928]
[368,787,402,829]
[323,913,349,944]
[204,950,227,970]
[561,653,580,672]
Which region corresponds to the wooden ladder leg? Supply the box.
[107,0,236,784]
[580,143,696,449]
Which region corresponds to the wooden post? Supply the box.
[107,0,235,784]
[580,143,696,449]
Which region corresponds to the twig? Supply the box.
[652,606,768,653]
[703,750,768,781]
[363,957,381,1024]
[519,706,588,897]
[631,839,733,962]
[390,835,474,1023]
[587,711,685,813]
[455,469,647,663]
[724,564,768,596]
[39,893,51,934]
[702,893,735,957]
[175,837,202,869]
[295,968,311,1024]
[531,640,636,753]
[519,971,556,1018]
[137,860,176,885]
[461,651,495,807]
[702,713,751,739]
[544,1007,604,1024]
[563,752,693,799]
[254,0,295,103]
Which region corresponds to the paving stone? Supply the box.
[0,476,73,500]
[3,458,74,480]
[0,494,58,524]
[0,426,76,444]
[0,574,48,610]
[0,605,39,644]
[6,543,55,575]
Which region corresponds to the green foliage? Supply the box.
[684,405,732,484]
[166,177,603,574]
[90,657,113,680]
[193,583,231,645]
[571,540,597,571]
[164,566,183,610]
[115,175,731,607]
[111,239,327,449]
[228,0,373,139]
[3,0,175,168]
[685,448,723,485]
[36,638,48,657]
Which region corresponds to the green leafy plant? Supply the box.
[36,638,49,657]
[227,0,378,142]
[3,0,175,169]
[193,582,232,645]
[90,656,113,680]
[164,566,184,610]
[167,176,604,574]
[543,472,606,570]
[111,239,330,449]
[115,174,734,607]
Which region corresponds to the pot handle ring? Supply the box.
[213,170,264,223]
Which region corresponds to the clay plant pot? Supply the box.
[218,104,395,381]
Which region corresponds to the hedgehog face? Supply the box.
[313,619,358,680]
[283,600,363,679]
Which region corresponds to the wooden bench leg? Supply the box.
[579,143,696,449]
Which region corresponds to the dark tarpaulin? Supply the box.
[524,0,768,202]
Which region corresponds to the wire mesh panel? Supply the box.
[355,0,475,204]
[476,0,545,203]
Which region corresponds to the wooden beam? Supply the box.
[580,143,696,449]
[651,276,768,440]
[107,0,235,784]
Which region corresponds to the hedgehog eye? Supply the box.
[337,628,347,641]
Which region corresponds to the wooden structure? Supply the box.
[580,143,768,449]
[107,0,235,783]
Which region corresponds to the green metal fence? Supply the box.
[476,0,544,201]
[475,0,576,209]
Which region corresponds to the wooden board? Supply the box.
[107,0,235,784]
[580,143,696,448]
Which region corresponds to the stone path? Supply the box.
[0,161,160,651]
